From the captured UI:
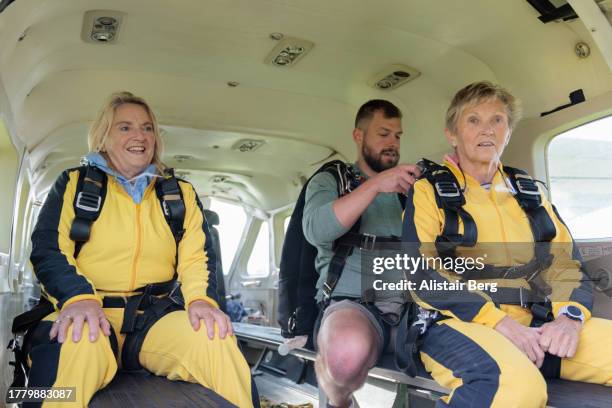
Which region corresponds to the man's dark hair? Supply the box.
[354,99,402,129]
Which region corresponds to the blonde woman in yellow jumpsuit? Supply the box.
[401,81,612,407]
[28,92,254,407]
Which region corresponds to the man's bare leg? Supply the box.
[315,308,380,407]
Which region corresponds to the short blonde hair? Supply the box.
[445,81,522,132]
[88,91,167,173]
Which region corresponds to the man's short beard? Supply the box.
[362,139,399,173]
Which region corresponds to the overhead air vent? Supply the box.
[369,64,420,91]
[232,139,265,152]
[265,36,314,67]
[81,10,125,44]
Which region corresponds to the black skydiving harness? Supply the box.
[277,160,406,343]
[396,159,559,377]
[8,165,190,387]
[321,163,407,305]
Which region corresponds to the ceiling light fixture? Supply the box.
[265,36,314,67]
[81,10,125,44]
[368,64,421,91]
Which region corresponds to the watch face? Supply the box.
[567,305,582,317]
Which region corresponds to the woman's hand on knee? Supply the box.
[495,316,545,367]
[188,300,234,339]
[539,315,582,358]
[50,299,111,343]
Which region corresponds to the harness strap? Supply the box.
[70,166,107,258]
[155,171,186,246]
[8,297,56,388]
[334,232,401,251]
[503,166,556,243]
[460,253,554,282]
[101,280,184,371]
[121,296,183,371]
[322,220,361,302]
[11,297,54,334]
[395,304,446,377]
[420,159,478,258]
[527,300,561,379]
[101,280,182,333]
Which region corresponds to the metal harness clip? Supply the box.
[75,191,101,212]
[514,174,540,196]
[412,308,440,335]
[435,181,461,198]
[360,233,377,251]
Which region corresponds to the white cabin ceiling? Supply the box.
[0,0,611,209]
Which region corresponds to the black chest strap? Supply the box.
[420,159,478,259]
[70,166,107,258]
[503,166,556,243]
[154,171,186,248]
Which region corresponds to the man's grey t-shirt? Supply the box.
[302,168,404,303]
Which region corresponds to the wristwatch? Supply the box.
[558,305,585,324]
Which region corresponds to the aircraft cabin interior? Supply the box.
[0,0,612,407]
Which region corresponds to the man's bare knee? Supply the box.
[317,309,378,387]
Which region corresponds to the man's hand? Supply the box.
[50,299,111,343]
[538,315,582,358]
[495,316,545,367]
[368,164,421,194]
[188,300,234,339]
[332,163,421,228]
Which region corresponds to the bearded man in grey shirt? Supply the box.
[303,100,421,408]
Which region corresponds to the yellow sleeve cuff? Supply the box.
[552,301,592,322]
[471,302,507,328]
[62,294,102,309]
[186,296,219,310]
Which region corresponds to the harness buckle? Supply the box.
[360,233,377,251]
[502,264,521,279]
[434,181,461,198]
[7,336,20,352]
[519,287,528,308]
[167,282,185,307]
[322,282,333,301]
[514,175,540,196]
[75,191,101,212]
[412,308,439,335]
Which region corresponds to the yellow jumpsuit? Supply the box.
[401,158,612,408]
[28,167,254,407]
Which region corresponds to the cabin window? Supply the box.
[209,198,247,274]
[246,220,270,277]
[547,115,612,239]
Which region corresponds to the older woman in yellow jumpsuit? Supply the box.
[401,81,612,407]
